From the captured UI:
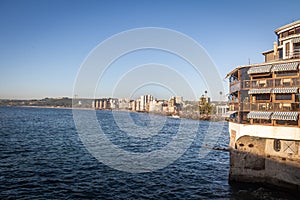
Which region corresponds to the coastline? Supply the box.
[3,105,226,122]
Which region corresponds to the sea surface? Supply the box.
[0,106,296,199]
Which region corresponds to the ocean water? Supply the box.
[0,107,296,199]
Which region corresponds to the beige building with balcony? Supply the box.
[226,20,300,192]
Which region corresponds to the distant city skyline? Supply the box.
[1,0,300,100]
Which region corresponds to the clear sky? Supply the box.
[1,0,300,100]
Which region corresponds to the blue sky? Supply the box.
[1,0,300,100]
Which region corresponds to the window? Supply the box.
[285,42,290,57]
[294,43,300,58]
[253,119,260,124]
[279,49,283,58]
[263,119,272,124]
[251,74,272,79]
[274,139,281,152]
[275,71,297,77]
[255,94,270,101]
[252,119,272,124]
[288,29,295,36]
[276,120,298,126]
[275,94,292,100]
[240,68,250,81]
[282,31,288,38]
[296,94,300,102]
[296,26,300,34]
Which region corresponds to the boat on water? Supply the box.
[226,20,300,192]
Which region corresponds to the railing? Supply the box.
[228,102,239,111]
[228,102,300,112]
[251,102,300,112]
[294,51,300,59]
[228,117,299,126]
[230,81,241,93]
[242,77,300,89]
[229,79,239,85]
[228,99,239,103]
[286,51,300,59]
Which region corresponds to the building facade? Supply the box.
[93,98,118,110]
[227,20,300,191]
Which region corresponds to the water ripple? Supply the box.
[0,107,296,199]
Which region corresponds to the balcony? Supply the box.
[228,102,239,111]
[229,81,241,93]
[227,101,300,126]
[243,77,300,89]
[284,48,300,59]
[228,102,300,112]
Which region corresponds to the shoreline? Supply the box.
[2,105,226,122]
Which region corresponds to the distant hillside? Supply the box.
[0,98,93,108]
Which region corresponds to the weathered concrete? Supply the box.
[229,122,300,142]
[229,134,300,193]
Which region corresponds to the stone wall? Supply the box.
[229,135,300,192]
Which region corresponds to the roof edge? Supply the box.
[225,59,300,79]
[275,20,300,33]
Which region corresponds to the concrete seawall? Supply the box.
[229,135,300,194]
